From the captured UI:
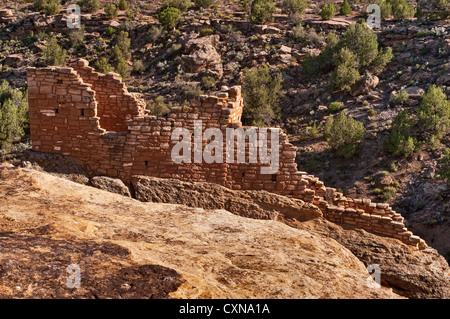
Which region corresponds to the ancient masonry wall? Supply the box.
[27,60,427,250]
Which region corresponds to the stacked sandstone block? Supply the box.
[27,61,427,250]
[71,59,146,132]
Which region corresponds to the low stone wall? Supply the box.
[27,60,427,249]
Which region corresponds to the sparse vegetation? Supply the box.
[339,0,352,16]
[195,0,215,8]
[418,84,450,142]
[94,57,113,74]
[390,90,409,105]
[77,0,100,13]
[162,0,192,11]
[115,58,131,79]
[158,7,182,30]
[42,36,67,66]
[34,0,60,15]
[282,0,308,17]
[69,25,85,49]
[378,0,393,20]
[320,3,336,20]
[323,111,366,158]
[250,0,276,23]
[105,2,119,19]
[0,80,28,150]
[384,110,416,157]
[329,47,360,91]
[303,21,393,90]
[328,101,344,114]
[439,148,450,184]
[133,60,145,74]
[391,0,415,20]
[241,64,283,126]
[147,96,172,116]
[118,0,129,10]
[114,31,131,61]
[200,76,216,90]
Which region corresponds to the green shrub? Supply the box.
[242,64,283,126]
[282,0,308,16]
[94,57,112,73]
[320,3,336,20]
[302,21,392,82]
[200,76,216,90]
[147,25,163,42]
[115,57,131,79]
[162,0,192,11]
[378,0,392,19]
[147,96,171,116]
[42,36,66,66]
[105,3,119,19]
[34,0,60,15]
[0,80,28,149]
[118,0,129,10]
[439,148,450,184]
[323,111,366,158]
[418,84,450,140]
[251,0,276,23]
[178,81,203,99]
[77,0,100,13]
[105,26,115,37]
[328,101,344,114]
[337,22,392,73]
[390,162,398,172]
[329,47,360,91]
[339,0,352,16]
[195,0,214,8]
[391,0,415,20]
[199,28,214,37]
[114,31,131,60]
[241,0,250,11]
[291,24,325,47]
[133,60,145,74]
[44,0,60,15]
[384,110,416,157]
[367,108,378,117]
[69,25,85,48]
[34,0,46,11]
[390,90,409,105]
[158,7,182,30]
[380,186,396,201]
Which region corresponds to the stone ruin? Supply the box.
[27,59,427,250]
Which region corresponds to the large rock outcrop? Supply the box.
[0,163,400,299]
[131,175,450,299]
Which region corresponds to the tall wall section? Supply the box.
[27,60,427,250]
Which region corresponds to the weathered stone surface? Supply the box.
[20,150,89,185]
[351,73,380,97]
[0,164,401,299]
[404,86,425,99]
[181,35,223,79]
[131,175,322,221]
[320,225,450,299]
[90,176,131,197]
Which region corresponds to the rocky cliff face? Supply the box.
[0,163,403,299]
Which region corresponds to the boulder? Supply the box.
[3,54,22,68]
[181,35,223,79]
[350,73,380,97]
[404,86,425,100]
[90,176,132,197]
